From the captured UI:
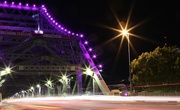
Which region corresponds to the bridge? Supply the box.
[0,1,110,99]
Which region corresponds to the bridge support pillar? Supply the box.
[76,71,83,95]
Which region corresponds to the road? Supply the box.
[1,96,180,110]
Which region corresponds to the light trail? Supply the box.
[3,95,180,103]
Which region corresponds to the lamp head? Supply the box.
[122,29,129,36]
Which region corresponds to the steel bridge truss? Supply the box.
[0,1,110,96]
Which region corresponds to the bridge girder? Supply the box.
[0,1,110,97]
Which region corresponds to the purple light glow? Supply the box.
[89,48,92,51]
[84,41,88,45]
[124,92,128,96]
[37,1,104,73]
[98,64,102,68]
[43,8,46,11]
[0,1,103,72]
[0,1,38,10]
[39,3,85,38]
[34,30,43,34]
[92,55,96,58]
[80,34,83,38]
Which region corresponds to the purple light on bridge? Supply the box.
[80,34,84,38]
[42,7,46,10]
[92,55,96,58]
[41,5,45,8]
[10,2,15,8]
[84,41,88,45]
[18,3,22,6]
[34,30,43,34]
[89,48,92,52]
[98,64,102,68]
[0,1,103,72]
[11,2,14,5]
[61,27,64,30]
[68,31,71,34]
[0,1,38,10]
[39,3,85,37]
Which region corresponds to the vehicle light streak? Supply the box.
[3,95,180,103]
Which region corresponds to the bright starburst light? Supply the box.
[96,2,154,66]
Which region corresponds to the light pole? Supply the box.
[84,67,96,95]
[45,80,52,96]
[62,75,68,94]
[30,86,34,97]
[122,30,132,95]
[0,67,11,79]
[36,84,41,96]
[59,75,71,95]
[0,67,11,87]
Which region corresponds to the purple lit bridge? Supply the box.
[0,1,110,97]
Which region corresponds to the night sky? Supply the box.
[6,0,180,84]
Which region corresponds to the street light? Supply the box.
[84,67,96,95]
[0,67,11,78]
[0,67,11,87]
[30,86,34,97]
[121,29,132,95]
[45,80,52,96]
[59,75,70,95]
[36,84,41,96]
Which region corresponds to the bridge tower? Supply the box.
[0,1,110,97]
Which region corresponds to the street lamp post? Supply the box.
[30,86,34,97]
[62,75,68,94]
[45,80,52,96]
[0,67,11,88]
[60,75,71,95]
[84,67,96,95]
[0,67,11,79]
[122,30,132,95]
[36,84,41,96]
